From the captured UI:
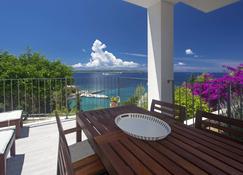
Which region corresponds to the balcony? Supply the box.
[0,0,242,174]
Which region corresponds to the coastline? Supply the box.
[69,72,224,111]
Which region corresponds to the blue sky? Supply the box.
[0,0,242,72]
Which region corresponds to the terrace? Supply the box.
[1,0,243,175]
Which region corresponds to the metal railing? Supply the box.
[0,78,72,117]
[174,81,243,126]
[0,77,242,125]
[0,77,147,118]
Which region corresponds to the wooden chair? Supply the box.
[195,111,243,143]
[55,113,106,175]
[150,99,186,122]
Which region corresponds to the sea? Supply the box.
[71,72,224,111]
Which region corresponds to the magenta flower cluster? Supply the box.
[189,64,243,109]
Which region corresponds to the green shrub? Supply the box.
[110,96,119,103]
[123,85,147,109]
[174,87,210,118]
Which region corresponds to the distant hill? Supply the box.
[72,69,147,73]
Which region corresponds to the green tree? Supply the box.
[0,50,73,113]
[0,51,72,79]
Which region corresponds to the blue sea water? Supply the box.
[71,72,224,111]
[70,72,148,111]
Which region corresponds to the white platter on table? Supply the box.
[115,113,171,141]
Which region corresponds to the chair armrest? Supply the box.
[64,127,81,135]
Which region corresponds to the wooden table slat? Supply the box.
[130,138,194,175]
[84,113,108,134]
[111,140,153,175]
[149,141,209,175]
[167,136,243,175]
[161,139,228,175]
[172,127,243,165]
[173,124,243,155]
[77,114,100,137]
[172,125,243,163]
[122,138,171,175]
[99,143,134,175]
[172,133,243,171]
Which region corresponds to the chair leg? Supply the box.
[10,140,16,157]
[76,121,82,142]
[57,159,60,175]
[0,155,6,175]
[57,165,60,175]
[20,118,23,128]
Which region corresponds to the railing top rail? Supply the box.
[176,81,243,86]
[0,77,148,81]
[0,77,72,81]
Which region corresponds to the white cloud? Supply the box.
[174,57,242,72]
[72,63,83,68]
[185,49,194,55]
[178,62,186,66]
[185,49,201,58]
[72,40,140,69]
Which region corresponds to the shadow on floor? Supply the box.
[7,154,25,175]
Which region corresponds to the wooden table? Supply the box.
[76,105,243,175]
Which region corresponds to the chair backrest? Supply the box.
[55,112,74,175]
[195,111,243,143]
[150,99,186,122]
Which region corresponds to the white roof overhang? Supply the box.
[125,0,239,13]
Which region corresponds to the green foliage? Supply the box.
[186,73,214,84]
[0,50,73,113]
[0,50,72,79]
[54,106,69,115]
[123,85,147,109]
[110,96,119,103]
[134,85,145,98]
[174,87,210,118]
[137,92,148,109]
[187,74,197,84]
[194,75,206,83]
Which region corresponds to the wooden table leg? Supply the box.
[10,139,16,157]
[0,155,6,175]
[76,120,82,142]
[15,121,21,139]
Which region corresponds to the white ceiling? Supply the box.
[125,0,239,13]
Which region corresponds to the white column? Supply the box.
[147,0,174,109]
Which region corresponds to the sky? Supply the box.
[0,0,243,72]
